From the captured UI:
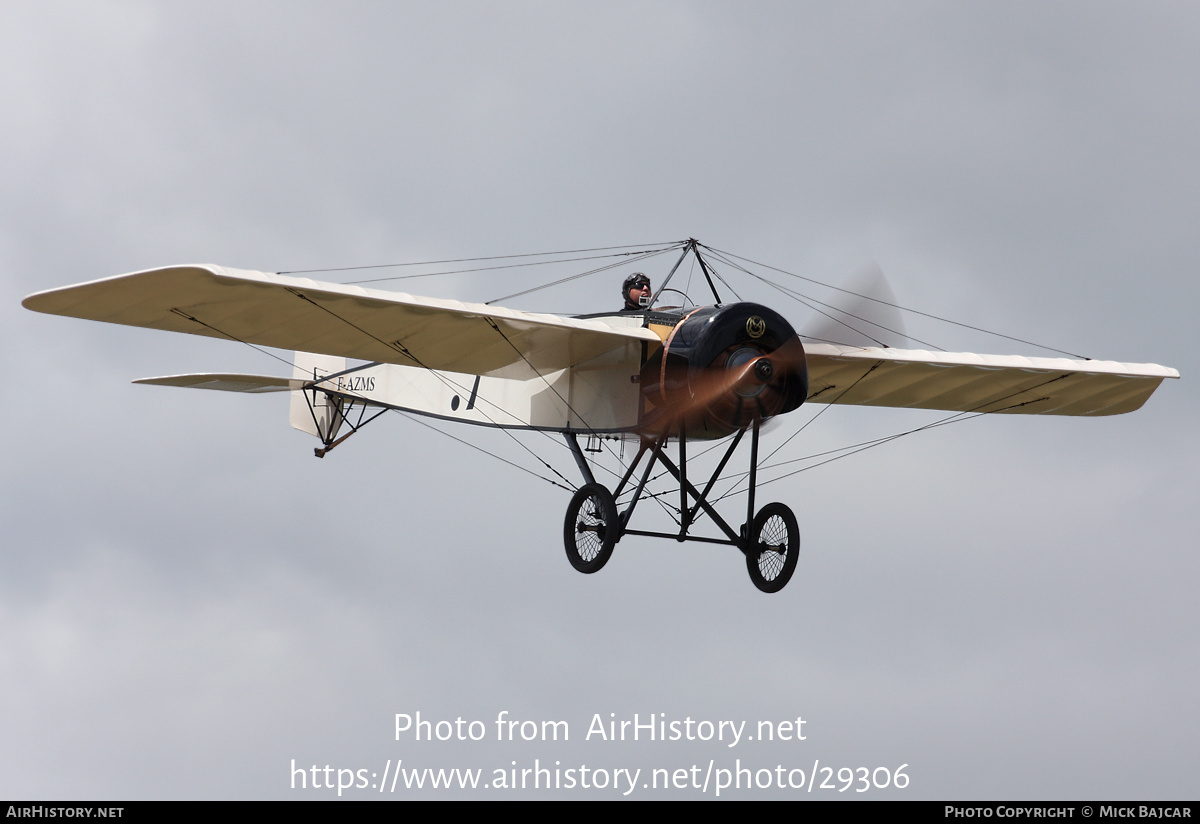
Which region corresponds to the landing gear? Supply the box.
[564,482,618,573]
[745,502,799,593]
[560,421,803,593]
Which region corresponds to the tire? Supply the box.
[745,502,799,593]
[564,483,619,574]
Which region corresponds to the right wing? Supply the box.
[23,264,661,378]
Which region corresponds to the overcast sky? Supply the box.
[2,1,1196,799]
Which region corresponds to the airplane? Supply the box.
[22,239,1179,593]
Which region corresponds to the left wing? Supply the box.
[804,344,1178,416]
[23,264,661,377]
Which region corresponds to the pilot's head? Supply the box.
[622,272,651,310]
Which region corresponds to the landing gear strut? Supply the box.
[561,420,800,593]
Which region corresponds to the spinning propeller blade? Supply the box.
[803,262,908,348]
[661,336,807,433]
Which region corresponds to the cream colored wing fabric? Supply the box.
[803,344,1178,416]
[24,265,660,377]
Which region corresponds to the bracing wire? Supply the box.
[699,247,928,349]
[232,237,1089,517]
[485,244,684,305]
[701,243,1089,359]
[279,241,679,276]
[395,411,573,491]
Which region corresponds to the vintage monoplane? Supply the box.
[22,239,1178,593]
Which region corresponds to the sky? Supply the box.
[2,0,1196,800]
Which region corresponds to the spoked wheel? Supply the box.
[745,502,799,593]
[564,482,619,574]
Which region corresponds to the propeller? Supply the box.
[632,264,907,440]
[668,336,806,433]
[640,317,807,437]
[803,262,908,349]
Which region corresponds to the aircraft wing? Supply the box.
[23,265,661,377]
[803,344,1178,416]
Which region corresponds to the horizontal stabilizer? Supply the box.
[134,373,299,393]
[804,344,1179,416]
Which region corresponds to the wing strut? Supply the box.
[296,380,390,458]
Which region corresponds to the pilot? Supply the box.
[621,272,651,311]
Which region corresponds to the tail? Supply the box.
[289,351,347,447]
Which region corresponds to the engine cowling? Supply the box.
[638,302,808,439]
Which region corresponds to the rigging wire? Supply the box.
[279,269,697,520]
[277,287,585,490]
[347,248,678,286]
[752,394,1052,489]
[282,243,690,493]
[395,411,573,491]
[681,360,883,523]
[179,240,715,510]
[165,309,297,371]
[711,413,982,499]
[224,244,658,495]
[699,247,927,349]
[701,243,1089,359]
[610,241,1090,515]
[484,245,682,305]
[167,302,577,488]
[709,374,1070,502]
[217,237,1085,526]
[278,241,679,276]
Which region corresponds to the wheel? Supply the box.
[745,502,799,593]
[564,483,619,574]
